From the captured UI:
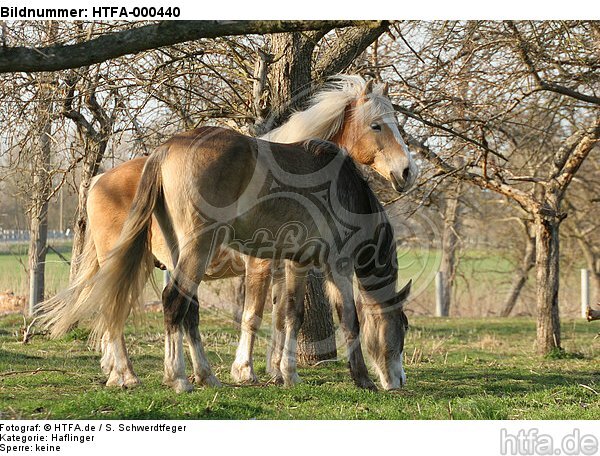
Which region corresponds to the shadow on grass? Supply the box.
[114,402,267,419]
[411,319,537,338]
[0,348,48,363]
[408,365,598,400]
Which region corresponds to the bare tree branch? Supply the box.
[507,21,600,106]
[554,118,600,192]
[394,103,508,161]
[0,20,373,73]
[313,22,389,80]
[404,131,537,211]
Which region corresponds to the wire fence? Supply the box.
[0,229,73,243]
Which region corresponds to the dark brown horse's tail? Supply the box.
[54,149,165,345]
[37,223,100,337]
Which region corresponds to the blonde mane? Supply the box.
[261,75,394,143]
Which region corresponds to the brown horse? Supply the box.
[40,75,417,390]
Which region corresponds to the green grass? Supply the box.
[1,312,598,419]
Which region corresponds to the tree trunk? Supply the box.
[436,36,472,317]
[267,32,337,363]
[28,122,51,314]
[69,186,88,280]
[268,33,314,128]
[296,271,337,365]
[501,223,536,317]
[69,138,107,280]
[437,180,462,316]
[534,214,561,354]
[249,49,271,136]
[63,67,112,281]
[28,23,57,315]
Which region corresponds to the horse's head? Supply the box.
[360,279,411,390]
[333,79,418,193]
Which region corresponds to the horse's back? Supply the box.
[159,127,260,215]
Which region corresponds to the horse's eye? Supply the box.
[370,123,382,132]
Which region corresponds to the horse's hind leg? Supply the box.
[95,229,140,388]
[183,299,221,387]
[101,332,140,388]
[162,239,215,393]
[231,258,272,383]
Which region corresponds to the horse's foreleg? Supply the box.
[327,277,376,391]
[231,259,271,383]
[100,332,140,389]
[280,263,307,387]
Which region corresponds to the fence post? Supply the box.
[435,271,445,317]
[163,269,170,290]
[581,268,590,318]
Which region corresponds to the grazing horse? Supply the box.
[40,75,417,390]
[49,127,411,392]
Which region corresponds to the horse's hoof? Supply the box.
[283,372,302,387]
[231,362,258,384]
[106,370,141,389]
[122,373,141,389]
[193,374,222,388]
[164,377,194,393]
[269,373,284,385]
[105,375,122,388]
[355,377,378,391]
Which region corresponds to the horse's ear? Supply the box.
[382,82,389,96]
[401,311,409,331]
[397,279,412,301]
[363,79,374,96]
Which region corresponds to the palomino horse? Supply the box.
[46,127,411,392]
[40,75,417,390]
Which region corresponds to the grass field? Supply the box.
[0,245,72,298]
[1,312,598,419]
[0,244,165,305]
[0,243,587,317]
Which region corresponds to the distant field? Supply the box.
[0,313,598,419]
[0,244,72,298]
[0,242,587,317]
[0,242,164,306]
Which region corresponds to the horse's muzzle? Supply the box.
[390,171,406,192]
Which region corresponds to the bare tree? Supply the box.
[62,68,120,277]
[27,22,59,314]
[437,179,462,316]
[501,219,536,317]
[385,21,600,353]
